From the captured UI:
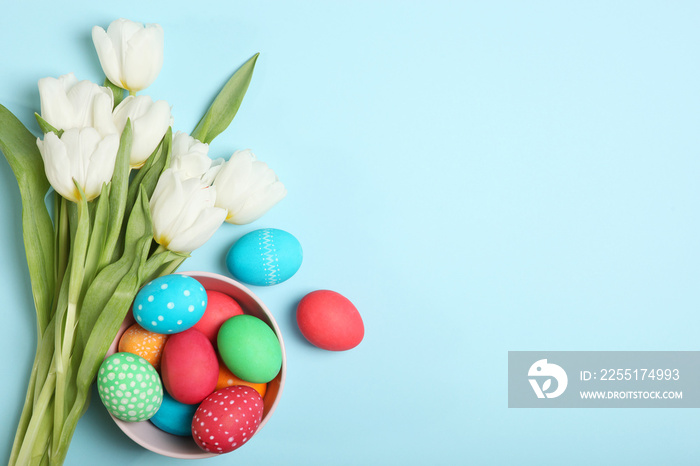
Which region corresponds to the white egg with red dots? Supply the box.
[133,274,208,334]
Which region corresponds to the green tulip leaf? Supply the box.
[103,78,126,109]
[100,120,132,266]
[83,183,111,290]
[76,185,152,348]
[191,53,259,144]
[34,113,63,137]
[125,127,171,222]
[0,104,55,337]
[139,126,172,199]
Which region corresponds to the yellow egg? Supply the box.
[119,323,169,370]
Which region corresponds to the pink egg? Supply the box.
[192,386,264,454]
[296,290,364,351]
[161,329,218,404]
[191,290,244,345]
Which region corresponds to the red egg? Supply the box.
[296,290,364,351]
[191,291,244,345]
[161,329,218,404]
[192,386,264,454]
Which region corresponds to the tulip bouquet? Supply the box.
[1,18,286,465]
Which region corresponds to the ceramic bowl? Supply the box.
[106,271,286,459]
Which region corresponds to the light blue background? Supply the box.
[1,1,699,465]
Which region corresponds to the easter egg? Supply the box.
[192,386,264,454]
[296,290,364,351]
[161,328,219,404]
[97,352,163,422]
[226,228,302,286]
[217,315,282,383]
[216,359,267,397]
[150,391,199,437]
[191,291,244,344]
[133,274,208,334]
[118,323,169,370]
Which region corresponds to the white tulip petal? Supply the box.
[108,19,142,79]
[58,130,85,184]
[67,80,98,128]
[166,207,226,253]
[107,19,143,56]
[37,129,116,203]
[73,129,103,186]
[123,24,164,91]
[83,133,119,199]
[92,92,117,136]
[93,19,164,92]
[167,180,217,236]
[150,168,177,203]
[172,131,209,158]
[211,149,286,224]
[150,170,183,240]
[39,75,77,130]
[201,158,224,185]
[246,161,277,192]
[228,182,287,225]
[113,95,171,166]
[170,132,212,180]
[130,101,171,165]
[150,168,177,208]
[39,73,115,135]
[213,152,253,207]
[38,133,75,201]
[112,95,133,131]
[152,173,211,243]
[59,73,79,89]
[150,168,226,253]
[92,26,124,88]
[171,153,212,180]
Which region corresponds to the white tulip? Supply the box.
[211,149,287,225]
[38,73,116,135]
[36,128,120,202]
[150,168,227,253]
[169,131,212,180]
[113,95,171,167]
[201,157,224,185]
[92,18,164,93]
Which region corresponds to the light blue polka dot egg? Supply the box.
[226,228,303,286]
[133,274,207,334]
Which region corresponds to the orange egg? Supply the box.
[118,323,169,370]
[216,360,267,397]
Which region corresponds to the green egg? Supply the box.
[97,352,163,422]
[217,315,282,383]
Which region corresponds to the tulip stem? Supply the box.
[52,191,89,458]
[8,345,41,464]
[14,358,56,466]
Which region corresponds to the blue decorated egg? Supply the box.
[226,228,302,286]
[150,391,199,437]
[133,275,208,334]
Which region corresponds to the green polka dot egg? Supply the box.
[97,352,163,422]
